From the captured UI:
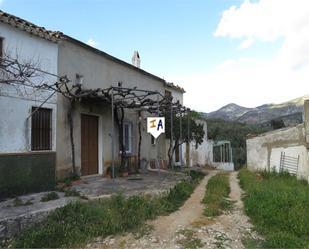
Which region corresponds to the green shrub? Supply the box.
[13,197,33,207]
[203,173,232,217]
[40,192,59,202]
[239,169,309,248]
[13,170,205,248]
[57,173,80,187]
[189,170,205,183]
[207,118,270,169]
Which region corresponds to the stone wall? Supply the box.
[246,100,309,181]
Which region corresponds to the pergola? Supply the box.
[69,85,191,179]
[0,56,192,177]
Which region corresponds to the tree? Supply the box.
[270,119,286,130]
[207,118,270,169]
[165,111,205,167]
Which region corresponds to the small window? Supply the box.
[151,135,156,145]
[165,90,172,97]
[31,107,52,151]
[123,122,132,153]
[75,74,84,85]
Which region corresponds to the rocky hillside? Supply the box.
[204,95,309,126]
[205,103,251,121]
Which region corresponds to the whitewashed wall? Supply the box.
[57,40,168,176]
[0,23,58,153]
[188,120,213,166]
[246,124,309,180]
[166,86,183,105]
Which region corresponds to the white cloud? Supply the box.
[215,0,309,60]
[169,57,309,112]
[169,0,309,112]
[214,0,309,41]
[86,38,99,48]
[238,37,254,49]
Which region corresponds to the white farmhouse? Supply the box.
[0,11,59,199]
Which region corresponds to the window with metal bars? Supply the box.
[31,107,52,151]
[0,37,3,58]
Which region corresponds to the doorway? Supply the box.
[81,114,99,175]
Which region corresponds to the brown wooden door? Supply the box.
[81,114,99,175]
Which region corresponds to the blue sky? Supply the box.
[2,0,309,112]
[2,0,242,74]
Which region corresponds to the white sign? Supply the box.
[147,117,165,138]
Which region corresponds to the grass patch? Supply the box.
[57,173,80,187]
[40,192,59,202]
[12,170,205,248]
[13,197,33,207]
[241,230,264,249]
[157,170,205,214]
[191,217,215,228]
[176,229,204,249]
[203,173,233,217]
[242,236,263,249]
[239,168,309,248]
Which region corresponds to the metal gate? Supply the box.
[279,152,299,175]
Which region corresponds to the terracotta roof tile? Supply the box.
[165,82,185,93]
[0,10,186,93]
[0,10,62,42]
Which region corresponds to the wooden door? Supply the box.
[81,114,99,175]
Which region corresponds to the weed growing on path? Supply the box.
[12,170,205,248]
[176,228,204,249]
[203,173,233,217]
[40,192,59,202]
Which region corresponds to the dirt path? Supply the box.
[86,171,260,249]
[191,171,261,249]
[150,170,218,241]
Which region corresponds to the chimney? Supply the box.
[132,51,140,68]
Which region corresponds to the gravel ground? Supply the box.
[86,171,262,249]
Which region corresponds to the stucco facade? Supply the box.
[187,119,213,167]
[246,100,309,181]
[0,22,58,154]
[0,15,59,198]
[56,38,181,177]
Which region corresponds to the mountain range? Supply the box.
[203,95,309,127]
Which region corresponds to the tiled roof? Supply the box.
[0,10,62,42]
[165,82,185,93]
[0,10,185,93]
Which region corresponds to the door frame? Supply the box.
[80,112,104,176]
